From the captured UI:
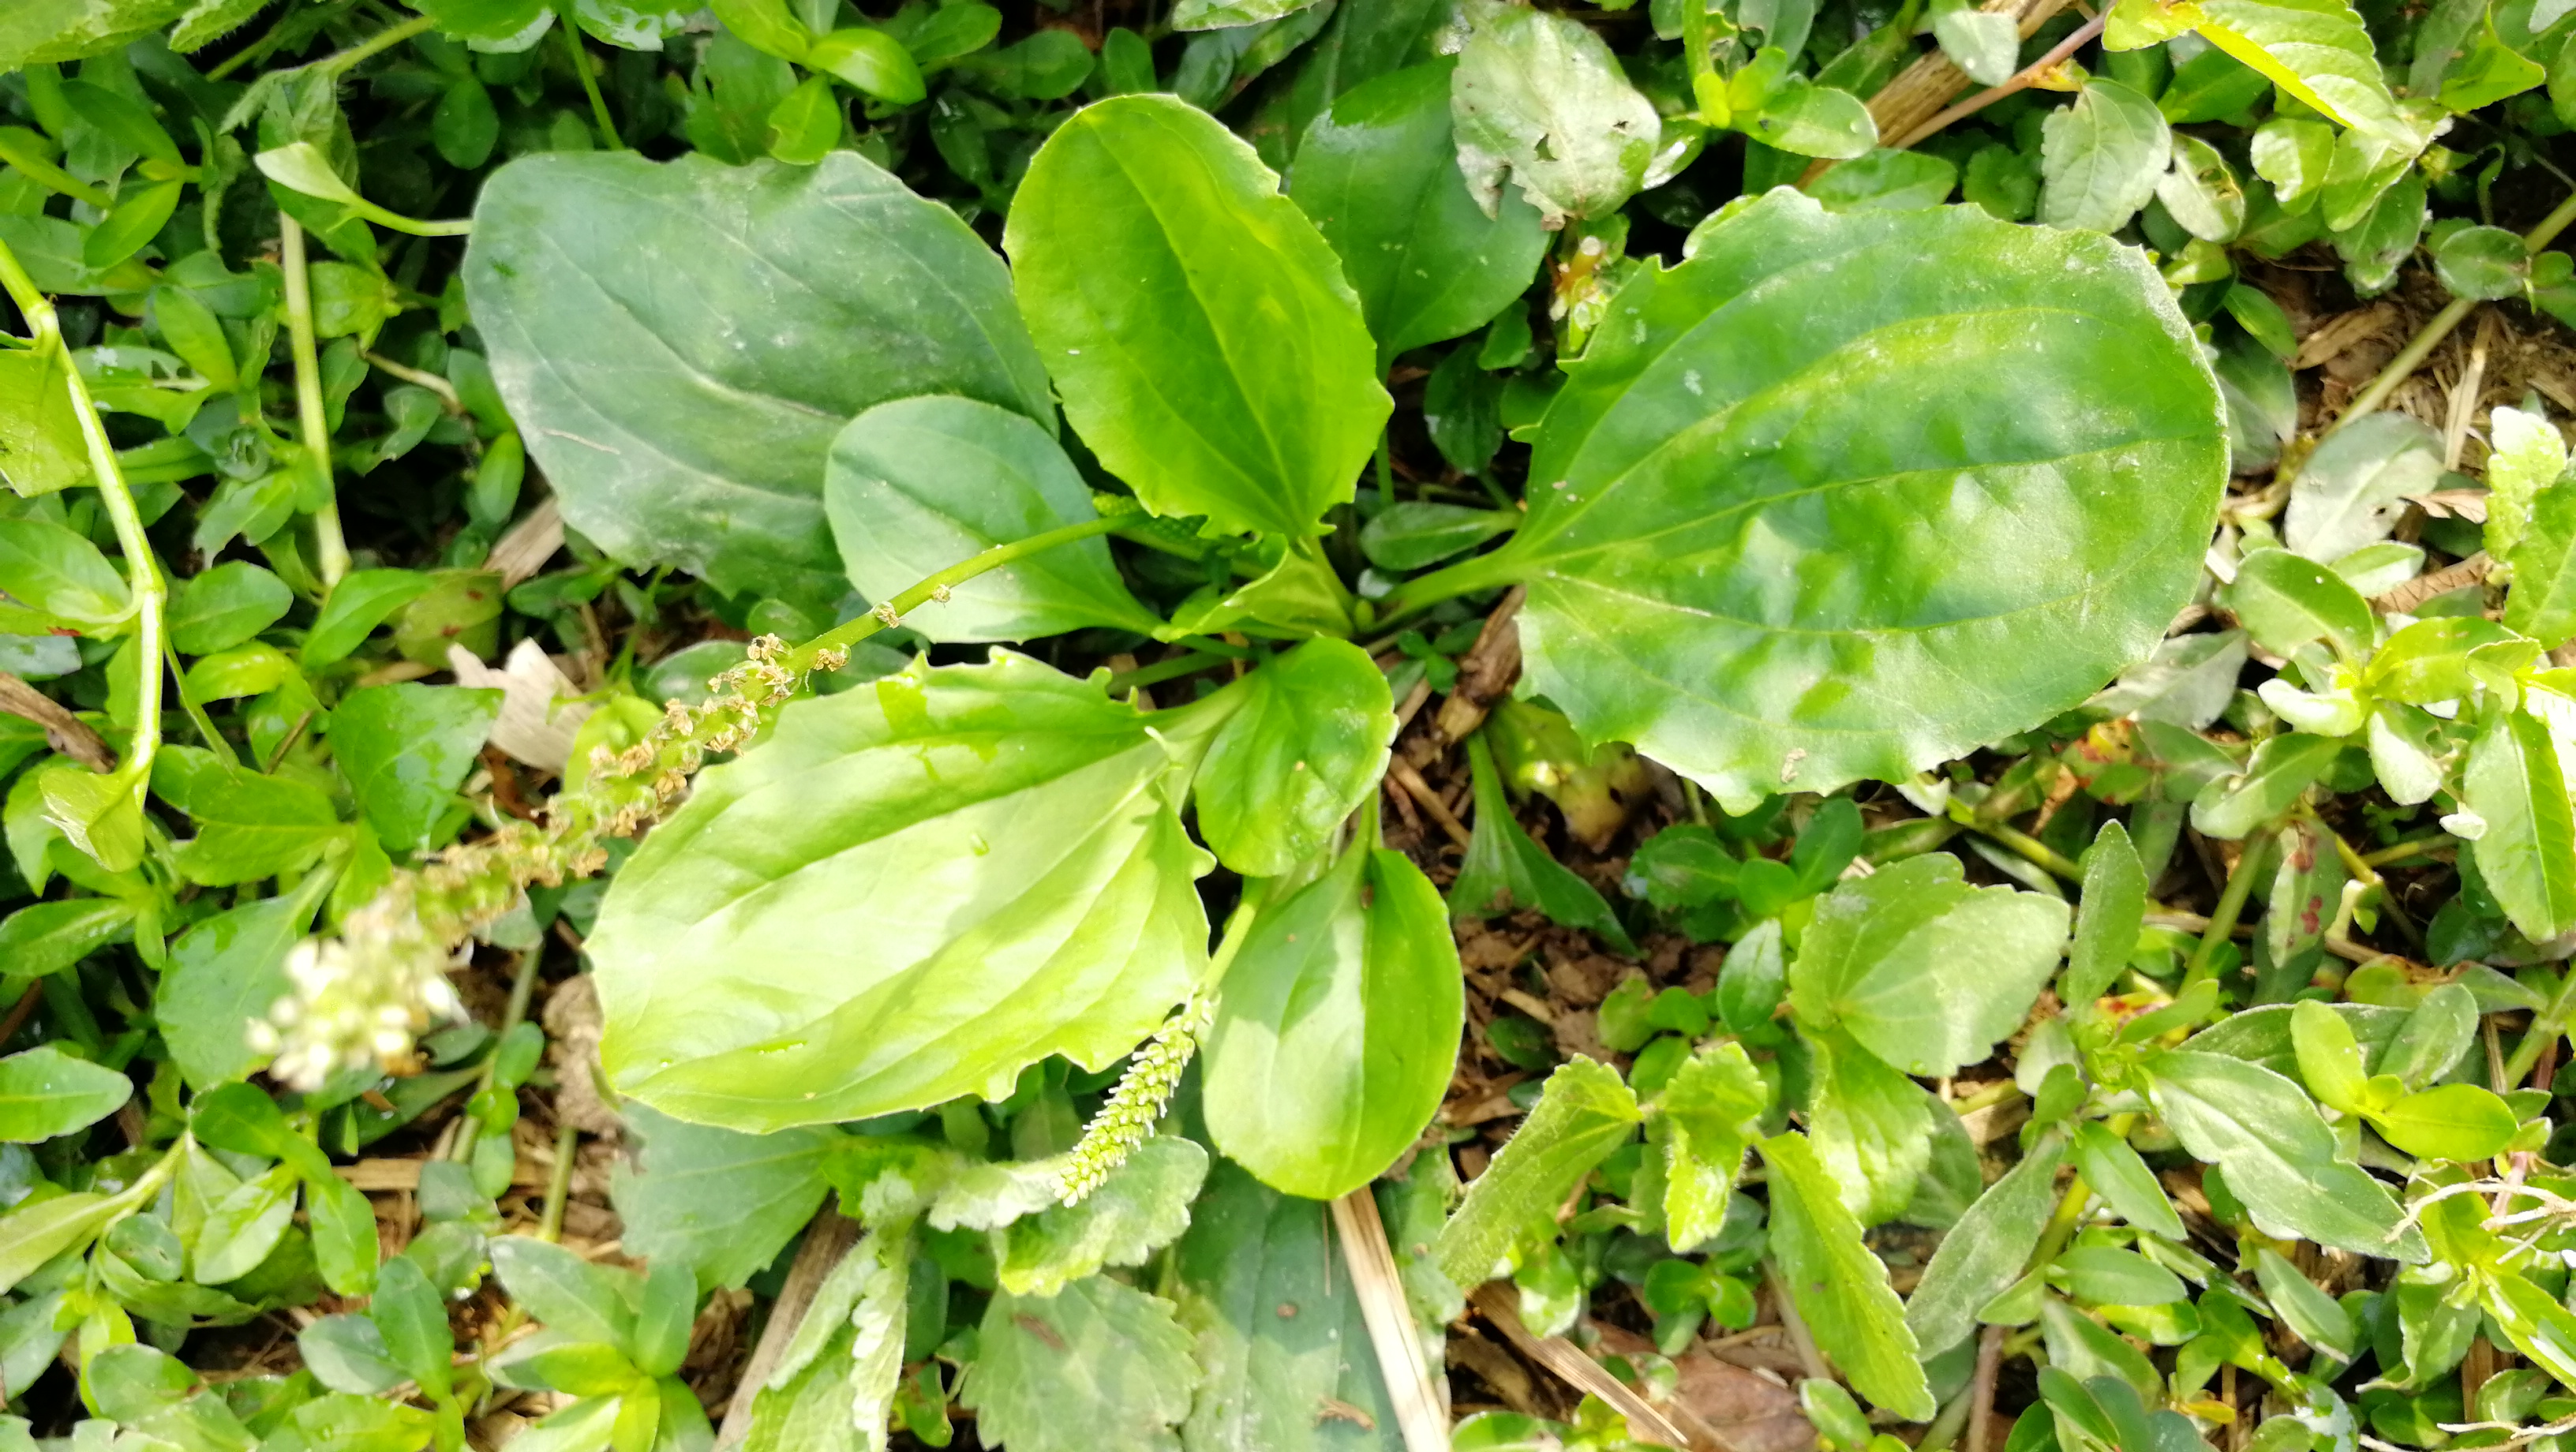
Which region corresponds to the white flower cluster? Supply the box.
[248,893,463,1090]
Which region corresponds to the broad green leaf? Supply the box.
[1653,1042,1767,1252]
[0,1046,129,1143]
[2483,1270,2576,1387]
[0,0,189,70]
[2488,404,2568,567]
[0,897,135,977]
[1174,0,1327,25]
[330,683,504,858]
[1204,842,1460,1199]
[1462,191,2222,814]
[1807,148,1959,208]
[157,872,331,1090]
[0,518,129,629]
[490,1237,637,1349]
[0,344,88,497]
[964,1278,1199,1452]
[1006,95,1388,539]
[299,1316,406,1395]
[823,397,1159,644]
[1906,1132,2067,1353]
[1788,854,2070,1079]
[2065,821,2147,1019]
[2196,0,2412,142]
[2376,983,2481,1088]
[2041,79,2170,233]
[153,746,344,887]
[1759,1131,1935,1420]
[1743,77,1881,160]
[2068,1120,2185,1241]
[2189,732,2338,840]
[596,653,1226,1129]
[2336,167,2430,295]
[2037,1300,2159,1401]
[2156,133,2247,241]
[1359,502,1519,572]
[2290,998,2370,1112]
[168,563,293,657]
[1803,1025,1935,1225]
[1293,59,1550,362]
[2462,709,2576,942]
[194,1165,299,1284]
[2266,818,2345,971]
[2436,225,2531,301]
[2255,1248,2356,1358]
[2284,412,2444,566]
[1449,734,1636,952]
[466,151,1052,606]
[1434,1058,1639,1287]
[999,1136,1208,1295]
[1193,639,1395,879]
[805,28,923,103]
[0,1191,122,1293]
[2252,117,2335,210]
[2141,1049,2424,1260]
[2092,629,2249,730]
[1933,0,2021,83]
[2227,547,2374,659]
[1449,0,1662,223]
[307,1171,377,1297]
[1170,1158,1404,1452]
[2506,481,2576,648]
[741,1223,904,1452]
[2053,1245,2188,1305]
[372,1256,454,1397]
[302,569,436,668]
[610,1103,841,1294]
[2372,1083,2519,1161]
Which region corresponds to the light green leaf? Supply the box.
[153,746,344,887]
[2266,818,2345,970]
[1933,0,2021,84]
[2256,1247,2356,1358]
[965,1278,1200,1452]
[302,569,436,668]
[2462,709,2576,942]
[1193,640,1395,880]
[2195,0,2412,143]
[1906,1132,2067,1353]
[2052,1244,2188,1305]
[1294,58,1550,362]
[1759,1131,1935,1420]
[2156,133,2247,241]
[2068,1121,2185,1241]
[490,1236,638,1349]
[0,1046,129,1143]
[330,683,504,858]
[610,1102,842,1295]
[0,897,135,977]
[823,396,1159,643]
[1462,190,2222,814]
[2229,548,2376,659]
[466,151,1051,606]
[2371,1083,2519,1162]
[1449,0,1662,223]
[2285,412,2445,564]
[1434,1058,1639,1288]
[0,518,129,629]
[2505,480,2576,648]
[2488,405,2568,567]
[2065,821,2147,1018]
[0,344,88,497]
[2482,1270,2576,1387]
[0,0,189,70]
[2291,997,2370,1113]
[1173,0,1327,26]
[1804,1026,1936,1226]
[2252,117,2335,210]
[2041,78,2170,233]
[1788,853,2071,1079]
[0,1191,121,1293]
[168,563,292,657]
[999,1136,1208,1295]
[1204,842,1460,1199]
[595,653,1226,1130]
[743,1223,905,1452]
[2141,1049,2424,1260]
[1171,1158,1406,1452]
[1005,95,1387,539]
[1743,77,1880,160]
[2189,732,2339,840]
[193,1165,299,1285]
[1449,733,1636,952]
[1653,1042,1768,1253]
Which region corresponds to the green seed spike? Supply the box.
[1058,994,1214,1206]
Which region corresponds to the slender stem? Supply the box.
[453,949,541,1165]
[2503,967,2576,1084]
[165,638,239,768]
[1964,814,2083,881]
[2308,811,2422,949]
[1891,13,2106,151]
[279,217,350,589]
[556,10,623,150]
[2321,185,2576,442]
[538,1120,578,1243]
[2185,836,2270,985]
[790,513,1133,672]
[2364,833,2453,867]
[2029,1173,2093,1270]
[1372,544,1519,623]
[1762,1259,1834,1383]
[1106,651,1230,694]
[0,238,166,793]
[1372,429,1395,510]
[315,13,436,77]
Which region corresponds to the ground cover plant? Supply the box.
[17,0,2576,1450]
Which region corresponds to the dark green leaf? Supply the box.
[0,1046,129,1143]
[1906,1132,2067,1352]
[964,1278,1199,1452]
[610,1103,841,1294]
[1434,1058,1638,1287]
[330,683,504,858]
[1760,1131,1934,1420]
[2141,1049,2424,1260]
